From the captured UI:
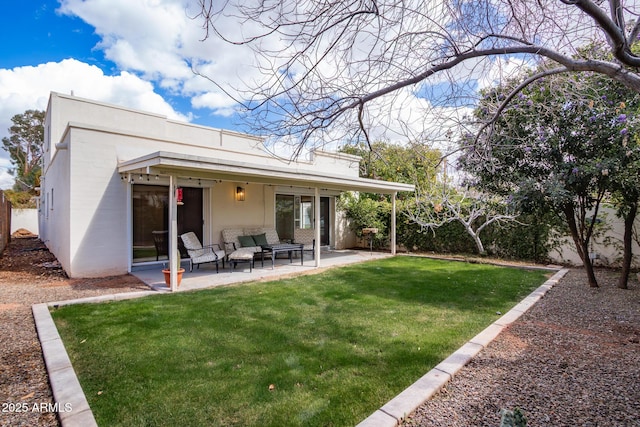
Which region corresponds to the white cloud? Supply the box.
[0,157,15,190]
[0,59,187,189]
[476,56,534,92]
[57,0,258,114]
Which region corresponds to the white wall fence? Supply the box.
[11,208,39,236]
[548,206,640,268]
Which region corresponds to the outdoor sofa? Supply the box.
[221,227,315,266]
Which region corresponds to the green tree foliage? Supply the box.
[341,141,440,188]
[2,189,37,208]
[338,142,439,248]
[2,109,45,192]
[338,192,391,248]
[459,53,640,287]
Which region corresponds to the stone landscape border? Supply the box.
[356,268,568,426]
[32,291,155,427]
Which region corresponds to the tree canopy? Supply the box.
[458,56,640,287]
[340,141,440,188]
[338,141,440,247]
[1,109,44,191]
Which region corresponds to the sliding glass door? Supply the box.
[275,193,330,246]
[275,194,295,242]
[132,185,202,263]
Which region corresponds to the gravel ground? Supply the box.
[0,235,149,427]
[1,236,639,426]
[403,268,640,427]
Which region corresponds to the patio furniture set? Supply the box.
[180,227,314,273]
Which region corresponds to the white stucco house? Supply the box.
[39,92,414,281]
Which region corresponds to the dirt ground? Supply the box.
[0,231,148,427]
[0,230,145,290]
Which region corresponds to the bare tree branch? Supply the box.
[191,0,640,158]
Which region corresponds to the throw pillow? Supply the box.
[238,235,256,247]
[252,233,268,246]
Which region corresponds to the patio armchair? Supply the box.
[180,232,226,273]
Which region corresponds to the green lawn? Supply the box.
[52,256,549,427]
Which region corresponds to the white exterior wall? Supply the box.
[334,207,356,250]
[11,209,39,235]
[312,151,361,176]
[68,127,129,276]
[45,93,359,179]
[40,131,71,273]
[548,206,640,268]
[41,92,368,277]
[210,182,276,244]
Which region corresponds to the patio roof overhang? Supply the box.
[117,151,415,194]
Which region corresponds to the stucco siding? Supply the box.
[40,132,71,274]
[11,209,39,235]
[334,207,356,249]
[548,206,640,268]
[68,128,129,277]
[312,151,361,177]
[210,182,276,245]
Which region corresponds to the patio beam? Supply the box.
[118,151,415,195]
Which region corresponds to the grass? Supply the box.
[52,256,549,426]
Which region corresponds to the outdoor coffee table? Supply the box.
[262,243,304,269]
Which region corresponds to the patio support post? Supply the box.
[314,187,321,267]
[169,175,178,291]
[391,191,397,255]
[126,177,132,273]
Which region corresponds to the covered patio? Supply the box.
[119,151,415,291]
[132,248,393,292]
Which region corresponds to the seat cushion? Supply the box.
[181,232,203,250]
[294,228,315,245]
[229,249,255,260]
[191,251,219,263]
[262,228,281,245]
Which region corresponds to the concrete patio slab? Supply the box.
[132,249,391,291]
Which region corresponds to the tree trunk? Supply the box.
[618,202,637,290]
[581,240,599,288]
[467,227,485,254]
[563,204,598,287]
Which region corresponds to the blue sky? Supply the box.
[1,2,99,69]
[0,0,252,188]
